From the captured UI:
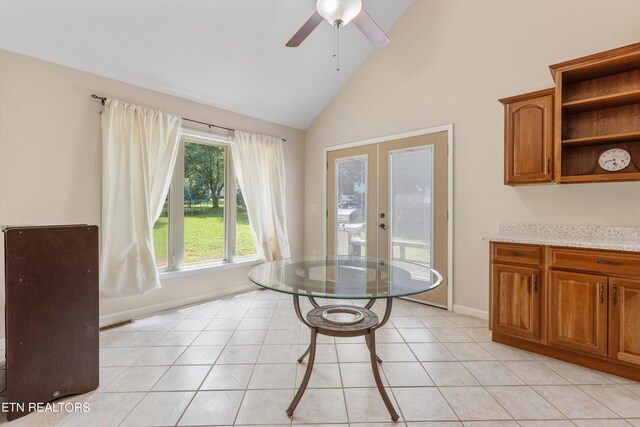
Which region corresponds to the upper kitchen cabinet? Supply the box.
[500,42,640,185]
[500,89,555,185]
[550,43,640,183]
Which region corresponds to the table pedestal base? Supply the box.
[287,296,398,422]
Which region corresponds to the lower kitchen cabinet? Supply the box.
[548,270,608,356]
[490,263,540,341]
[489,242,640,381]
[609,277,640,366]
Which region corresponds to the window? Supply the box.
[152,131,258,272]
[154,196,170,268]
[235,185,255,257]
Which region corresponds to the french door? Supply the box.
[326,131,449,307]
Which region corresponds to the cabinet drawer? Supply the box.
[491,243,542,265]
[549,247,640,276]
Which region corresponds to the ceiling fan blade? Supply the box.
[353,9,390,48]
[286,11,324,47]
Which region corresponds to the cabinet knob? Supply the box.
[532,275,538,293]
[547,158,551,175]
[613,284,618,305]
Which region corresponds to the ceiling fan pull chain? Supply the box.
[332,23,336,59]
[334,22,341,72]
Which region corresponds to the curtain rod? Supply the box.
[90,94,286,142]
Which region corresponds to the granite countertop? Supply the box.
[482,223,640,253]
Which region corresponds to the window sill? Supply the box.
[159,257,262,280]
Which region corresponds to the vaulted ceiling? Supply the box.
[0,0,412,129]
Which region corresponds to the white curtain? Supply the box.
[231,131,291,261]
[100,99,182,297]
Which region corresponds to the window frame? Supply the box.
[156,128,258,275]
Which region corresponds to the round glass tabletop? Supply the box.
[248,256,443,300]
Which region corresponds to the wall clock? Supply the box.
[598,148,631,172]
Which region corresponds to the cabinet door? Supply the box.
[491,264,541,340]
[609,278,640,366]
[548,271,608,356]
[502,92,554,185]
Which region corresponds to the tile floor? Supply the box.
[2,288,640,426]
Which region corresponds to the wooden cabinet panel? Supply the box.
[491,243,542,266]
[500,89,554,185]
[548,271,608,356]
[609,277,640,366]
[491,264,541,340]
[549,247,640,276]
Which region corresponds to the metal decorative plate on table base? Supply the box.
[249,256,443,421]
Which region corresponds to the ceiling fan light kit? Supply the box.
[316,0,362,26]
[286,0,391,70]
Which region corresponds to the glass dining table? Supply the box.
[249,256,443,421]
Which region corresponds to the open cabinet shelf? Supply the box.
[561,89,640,114]
[560,172,640,183]
[562,131,640,146]
[550,43,640,183]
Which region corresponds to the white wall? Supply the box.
[0,49,305,333]
[304,0,640,316]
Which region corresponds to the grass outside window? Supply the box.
[153,204,255,265]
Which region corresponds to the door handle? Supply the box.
[505,251,525,257]
[599,283,604,304]
[378,223,387,230]
[613,284,618,305]
[532,275,538,293]
[594,260,623,265]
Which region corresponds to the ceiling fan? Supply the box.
[286,0,390,49]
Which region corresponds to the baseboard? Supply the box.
[493,332,640,382]
[99,283,258,327]
[453,304,489,320]
[400,297,448,310]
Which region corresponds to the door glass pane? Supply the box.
[153,195,169,268]
[390,146,433,266]
[335,156,367,257]
[184,141,225,264]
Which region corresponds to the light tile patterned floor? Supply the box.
[2,288,640,426]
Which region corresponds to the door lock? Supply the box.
[379,223,387,230]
